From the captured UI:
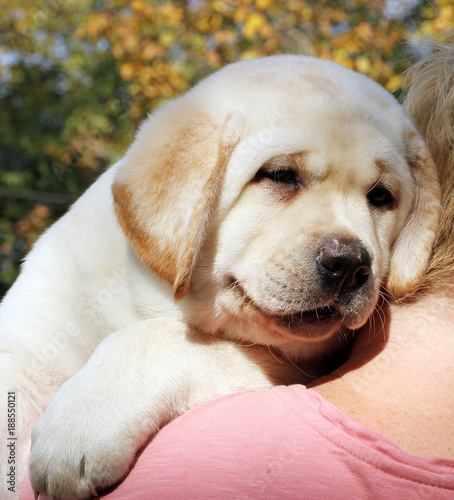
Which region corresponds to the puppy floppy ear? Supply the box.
[386,131,441,298]
[112,102,243,301]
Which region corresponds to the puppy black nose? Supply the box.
[317,238,371,293]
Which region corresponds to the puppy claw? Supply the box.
[34,491,39,500]
[90,483,98,497]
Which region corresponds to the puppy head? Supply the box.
[113,56,440,357]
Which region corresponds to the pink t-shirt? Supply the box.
[22,385,454,499]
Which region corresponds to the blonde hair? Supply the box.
[403,39,454,295]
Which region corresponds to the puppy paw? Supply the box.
[29,380,148,500]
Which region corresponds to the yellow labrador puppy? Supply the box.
[0,55,440,499]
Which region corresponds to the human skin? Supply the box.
[311,293,454,459]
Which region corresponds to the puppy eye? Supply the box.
[367,186,395,209]
[255,168,299,185]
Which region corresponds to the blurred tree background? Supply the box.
[0,0,452,297]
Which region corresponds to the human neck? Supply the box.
[354,292,454,370]
[311,292,454,458]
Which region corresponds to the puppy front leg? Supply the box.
[29,318,293,500]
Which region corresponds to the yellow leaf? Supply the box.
[355,56,371,75]
[112,44,124,59]
[120,62,136,80]
[196,17,211,33]
[84,12,111,38]
[255,0,274,10]
[141,42,164,61]
[214,29,236,44]
[131,1,154,18]
[130,105,142,119]
[124,33,140,52]
[233,7,247,24]
[336,57,355,70]
[355,22,373,41]
[319,49,333,60]
[206,50,222,68]
[211,14,222,30]
[160,4,183,27]
[438,5,454,28]
[159,31,176,47]
[243,12,267,39]
[386,74,404,93]
[240,48,264,60]
[131,0,146,12]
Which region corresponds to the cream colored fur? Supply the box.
[0,55,440,499]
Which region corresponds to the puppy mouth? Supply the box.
[268,305,342,340]
[228,278,342,338]
[276,305,340,327]
[259,303,343,342]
